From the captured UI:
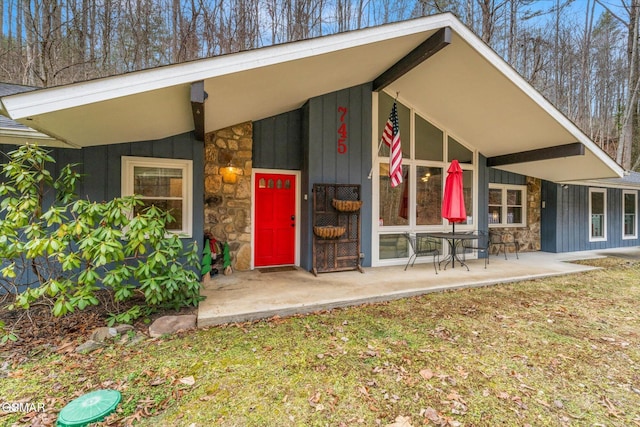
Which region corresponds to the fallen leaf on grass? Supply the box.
[421,407,441,423]
[308,391,321,407]
[535,398,553,409]
[149,377,165,386]
[179,376,195,386]
[419,368,434,380]
[497,391,510,400]
[456,366,469,379]
[56,341,76,354]
[386,415,413,427]
[358,385,370,397]
[601,395,622,417]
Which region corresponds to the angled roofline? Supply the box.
[442,20,623,179]
[1,14,455,119]
[0,13,624,178]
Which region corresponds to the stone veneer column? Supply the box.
[203,122,252,271]
[522,176,542,251]
[510,177,541,252]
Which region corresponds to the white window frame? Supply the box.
[622,190,637,240]
[488,184,527,227]
[121,156,193,238]
[371,91,478,266]
[589,188,607,242]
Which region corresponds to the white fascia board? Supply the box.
[444,19,624,179]
[560,179,640,190]
[1,14,455,120]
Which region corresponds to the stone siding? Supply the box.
[203,122,252,271]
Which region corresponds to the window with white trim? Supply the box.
[589,188,606,241]
[623,190,637,239]
[122,156,193,237]
[374,92,476,262]
[488,184,526,227]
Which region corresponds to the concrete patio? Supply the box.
[197,248,640,328]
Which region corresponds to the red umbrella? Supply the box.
[442,159,466,234]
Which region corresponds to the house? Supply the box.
[0,13,636,275]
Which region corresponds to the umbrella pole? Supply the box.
[452,222,455,268]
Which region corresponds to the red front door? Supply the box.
[254,173,296,267]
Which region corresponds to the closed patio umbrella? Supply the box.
[442,159,466,234]
[441,159,467,269]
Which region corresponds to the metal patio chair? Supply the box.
[489,230,520,260]
[404,233,440,274]
[461,230,489,268]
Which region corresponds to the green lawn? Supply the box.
[2,257,640,426]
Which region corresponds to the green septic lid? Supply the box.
[57,389,121,427]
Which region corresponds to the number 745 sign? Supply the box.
[338,106,347,154]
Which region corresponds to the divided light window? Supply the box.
[122,156,193,237]
[376,92,476,261]
[589,188,606,241]
[488,184,526,227]
[623,191,637,239]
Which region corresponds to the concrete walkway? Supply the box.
[197,248,639,328]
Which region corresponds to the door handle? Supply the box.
[291,215,295,220]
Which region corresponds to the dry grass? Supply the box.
[1,256,640,426]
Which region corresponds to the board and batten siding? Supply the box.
[476,154,489,248]
[0,131,204,243]
[300,83,373,270]
[488,168,527,186]
[253,109,303,170]
[541,180,640,252]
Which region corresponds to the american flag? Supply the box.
[381,102,403,187]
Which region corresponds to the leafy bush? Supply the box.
[0,144,202,325]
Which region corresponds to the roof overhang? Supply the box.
[0,13,623,182]
[0,126,68,147]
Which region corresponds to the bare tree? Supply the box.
[599,0,640,169]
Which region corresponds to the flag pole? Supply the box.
[368,92,400,180]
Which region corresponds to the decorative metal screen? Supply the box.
[312,184,363,275]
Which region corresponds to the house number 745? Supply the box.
[337,106,347,154]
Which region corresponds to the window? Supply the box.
[122,156,193,237]
[589,188,606,241]
[488,184,526,227]
[375,92,476,263]
[623,191,637,239]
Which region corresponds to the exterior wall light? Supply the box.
[220,162,242,184]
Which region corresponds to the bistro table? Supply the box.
[425,232,478,271]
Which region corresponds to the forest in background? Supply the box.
[1,0,639,170]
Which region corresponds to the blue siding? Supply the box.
[477,155,489,258]
[540,180,640,252]
[1,132,203,245]
[301,83,373,270]
[541,180,557,252]
[253,109,303,170]
[488,168,527,185]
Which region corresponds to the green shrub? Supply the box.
[0,144,202,327]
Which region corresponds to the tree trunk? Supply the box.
[617,0,639,169]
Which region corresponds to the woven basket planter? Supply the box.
[313,225,346,239]
[332,199,363,212]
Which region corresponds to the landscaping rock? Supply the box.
[89,327,117,343]
[148,315,197,338]
[75,340,105,354]
[114,324,135,334]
